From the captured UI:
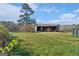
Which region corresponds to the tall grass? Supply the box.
[12,32,79,56]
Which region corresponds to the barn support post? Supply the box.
[41,26,43,32]
[56,24,60,32]
[34,25,37,32]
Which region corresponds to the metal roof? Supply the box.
[36,24,58,26]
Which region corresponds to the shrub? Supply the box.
[4,46,10,52]
[9,42,32,56]
[0,48,2,53]
[0,25,9,39]
[8,42,14,48]
[0,25,18,55]
[0,25,9,48]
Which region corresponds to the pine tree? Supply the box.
[17,3,36,32]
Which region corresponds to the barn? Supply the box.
[34,24,60,32]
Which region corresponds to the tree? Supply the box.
[0,21,17,32]
[17,3,36,32]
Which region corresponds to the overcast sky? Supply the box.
[0,3,79,25]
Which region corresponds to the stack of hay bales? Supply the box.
[0,25,9,48]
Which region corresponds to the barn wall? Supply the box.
[59,25,73,32]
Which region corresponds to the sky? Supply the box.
[0,3,79,25]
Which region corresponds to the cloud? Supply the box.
[59,13,76,21]
[0,3,21,22]
[39,7,59,13]
[47,19,60,24]
[36,19,46,24]
[56,13,79,25]
[44,13,79,25]
[36,19,41,22]
[43,13,79,25]
[77,17,79,20]
[40,8,54,13]
[35,5,79,25]
[47,8,79,25]
[73,9,79,13]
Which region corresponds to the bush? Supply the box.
[0,25,9,39]
[0,25,9,49]
[8,41,32,56]
[0,25,18,55]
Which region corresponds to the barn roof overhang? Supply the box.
[36,24,59,26]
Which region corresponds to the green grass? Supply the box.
[12,32,79,56]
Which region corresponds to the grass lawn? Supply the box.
[12,32,79,56]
